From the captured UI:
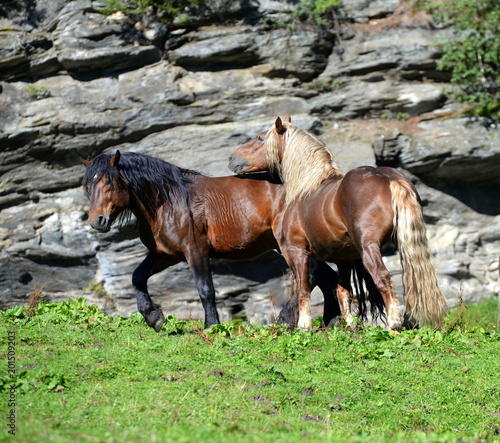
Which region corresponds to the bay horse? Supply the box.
[229,116,448,330]
[82,150,347,331]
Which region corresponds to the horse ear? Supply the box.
[82,159,90,167]
[110,150,121,168]
[284,114,291,123]
[275,117,284,134]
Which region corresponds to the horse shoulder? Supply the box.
[146,204,204,257]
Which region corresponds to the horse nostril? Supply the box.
[90,215,111,232]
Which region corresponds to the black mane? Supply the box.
[83,151,201,218]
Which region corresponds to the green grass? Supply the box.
[456,295,499,329]
[1,296,499,442]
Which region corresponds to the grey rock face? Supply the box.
[0,0,498,322]
[168,24,333,81]
[341,0,401,22]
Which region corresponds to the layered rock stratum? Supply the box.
[1,0,498,322]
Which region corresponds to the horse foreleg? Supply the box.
[283,249,313,330]
[132,253,171,332]
[360,243,402,331]
[187,253,220,329]
[277,259,340,327]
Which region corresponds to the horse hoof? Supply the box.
[145,309,165,332]
[402,315,419,330]
[297,316,312,331]
[204,320,220,329]
[388,321,402,332]
[323,316,339,327]
[277,315,298,327]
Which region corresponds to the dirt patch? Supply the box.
[352,3,435,33]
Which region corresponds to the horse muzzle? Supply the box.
[228,154,249,174]
[89,215,112,232]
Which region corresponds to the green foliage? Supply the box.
[99,0,207,20]
[377,111,411,120]
[293,0,343,25]
[445,293,499,332]
[396,112,410,120]
[1,297,110,327]
[206,319,249,338]
[86,280,109,298]
[305,78,340,92]
[413,0,499,116]
[23,85,50,99]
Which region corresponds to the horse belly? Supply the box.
[203,178,280,260]
[209,229,276,260]
[206,208,276,260]
[308,235,360,261]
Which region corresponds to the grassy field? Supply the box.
[1,295,499,442]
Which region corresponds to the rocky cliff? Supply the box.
[1,0,498,323]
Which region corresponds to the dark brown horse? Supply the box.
[229,116,448,330]
[82,150,345,331]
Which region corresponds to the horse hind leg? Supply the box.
[337,263,355,326]
[352,259,387,325]
[360,243,402,331]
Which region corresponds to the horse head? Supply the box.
[230,115,343,205]
[82,150,130,232]
[228,115,291,174]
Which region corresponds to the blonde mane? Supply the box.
[265,122,344,205]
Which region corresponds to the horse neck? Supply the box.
[280,126,343,204]
[128,170,197,228]
[127,190,156,229]
[268,182,287,219]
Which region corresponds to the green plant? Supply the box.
[396,112,410,120]
[306,78,340,92]
[26,284,46,317]
[412,0,499,117]
[1,297,110,327]
[86,280,109,298]
[446,293,498,333]
[99,0,208,21]
[293,0,342,25]
[23,85,50,99]
[378,111,410,120]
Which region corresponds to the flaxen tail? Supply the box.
[389,180,448,327]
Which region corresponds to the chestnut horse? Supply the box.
[229,116,448,330]
[83,150,349,331]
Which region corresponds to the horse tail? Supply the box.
[389,180,448,327]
